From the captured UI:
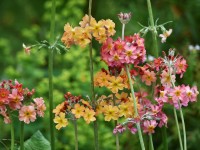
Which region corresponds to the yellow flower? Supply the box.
[53,102,65,115]
[79,14,96,28]
[118,102,133,118]
[104,105,119,121]
[90,20,105,38]
[104,19,116,36]
[83,108,96,124]
[53,112,68,130]
[108,76,124,93]
[71,103,85,119]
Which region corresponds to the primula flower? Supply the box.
[118,12,132,24]
[53,102,65,115]
[113,124,126,134]
[104,105,119,121]
[118,102,133,118]
[71,103,85,119]
[160,70,175,87]
[79,14,96,28]
[94,71,110,87]
[19,105,36,124]
[33,97,46,117]
[83,108,96,124]
[0,88,9,107]
[0,108,11,124]
[175,57,188,78]
[54,112,68,130]
[141,70,156,86]
[115,92,129,103]
[159,29,172,43]
[108,76,124,93]
[143,120,158,134]
[8,89,24,110]
[22,43,31,55]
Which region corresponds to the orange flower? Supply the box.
[71,103,85,119]
[79,14,96,28]
[94,71,110,87]
[115,92,129,103]
[53,102,65,115]
[83,108,96,124]
[141,70,156,86]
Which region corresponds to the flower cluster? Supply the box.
[113,91,167,135]
[0,80,46,124]
[61,14,116,48]
[53,92,96,130]
[100,34,146,67]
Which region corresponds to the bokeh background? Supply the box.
[0,0,199,149]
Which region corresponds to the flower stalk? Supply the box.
[73,119,78,150]
[88,0,99,149]
[49,0,56,149]
[149,134,154,150]
[10,119,15,150]
[20,122,24,150]
[147,0,158,57]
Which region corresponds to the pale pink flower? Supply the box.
[113,124,126,134]
[22,43,31,55]
[159,29,172,43]
[8,89,24,110]
[160,70,175,87]
[0,108,11,124]
[143,120,158,134]
[19,105,36,124]
[33,97,46,117]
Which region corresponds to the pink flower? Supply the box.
[143,120,158,134]
[141,70,156,86]
[8,89,24,110]
[113,124,126,134]
[175,57,188,78]
[22,43,31,55]
[0,108,11,124]
[19,105,36,124]
[33,97,46,117]
[160,70,175,87]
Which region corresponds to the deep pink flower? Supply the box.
[19,105,36,124]
[175,57,188,78]
[143,120,158,134]
[113,124,126,134]
[8,89,24,110]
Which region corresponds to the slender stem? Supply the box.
[178,101,187,150]
[149,134,154,150]
[146,0,158,57]
[169,69,183,150]
[49,0,56,149]
[113,94,119,150]
[173,107,183,150]
[125,65,145,150]
[161,127,168,150]
[73,119,78,150]
[20,122,24,150]
[122,24,125,40]
[88,0,99,149]
[10,119,14,150]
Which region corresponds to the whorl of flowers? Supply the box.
[100,34,146,67]
[53,92,96,130]
[0,80,46,124]
[61,14,116,48]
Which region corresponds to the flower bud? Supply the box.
[118,12,132,24]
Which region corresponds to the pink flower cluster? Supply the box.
[0,80,46,124]
[113,92,167,135]
[101,34,146,67]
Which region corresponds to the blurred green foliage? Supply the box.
[0,0,199,149]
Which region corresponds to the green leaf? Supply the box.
[21,130,51,150]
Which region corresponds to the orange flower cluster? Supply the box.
[53,92,96,130]
[96,92,140,121]
[94,68,134,93]
[61,15,116,48]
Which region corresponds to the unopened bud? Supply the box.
[118,12,132,24]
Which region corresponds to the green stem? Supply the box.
[173,107,183,150]
[149,134,154,150]
[74,119,78,150]
[49,0,56,149]
[125,65,145,150]
[161,127,168,150]
[20,122,24,150]
[178,101,187,150]
[146,0,158,57]
[113,94,119,150]
[88,0,99,150]
[10,119,14,150]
